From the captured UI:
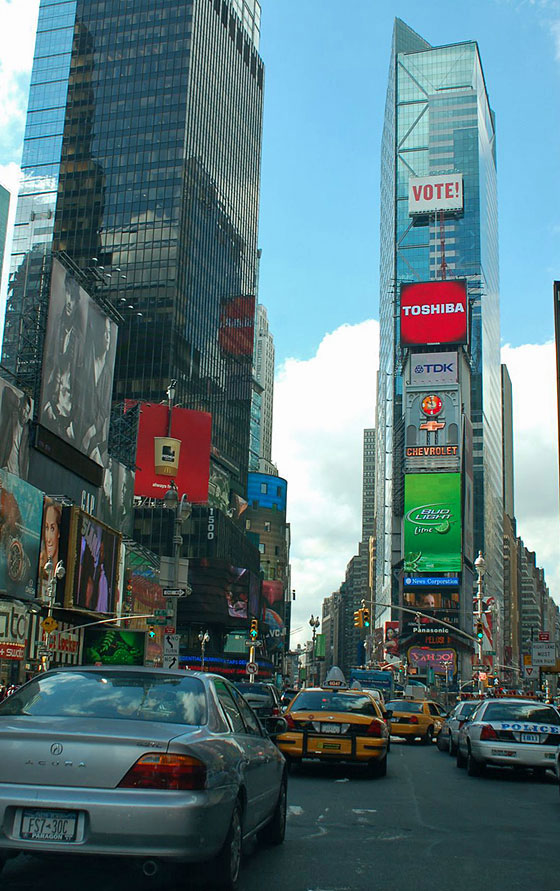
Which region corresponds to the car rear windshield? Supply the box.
[0,671,207,725]
[482,702,560,725]
[291,691,378,716]
[458,701,479,717]
[385,701,424,713]
[235,683,271,696]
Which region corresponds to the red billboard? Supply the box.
[400,280,467,347]
[134,403,211,502]
[219,295,256,356]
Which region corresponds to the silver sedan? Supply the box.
[0,666,287,889]
[456,697,560,778]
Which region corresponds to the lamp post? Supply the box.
[163,482,192,633]
[198,630,210,671]
[309,615,320,686]
[42,558,65,670]
[474,551,486,697]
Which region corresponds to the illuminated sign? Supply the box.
[410,352,458,385]
[408,174,463,215]
[400,280,467,347]
[404,473,462,573]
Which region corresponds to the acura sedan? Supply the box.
[0,666,287,889]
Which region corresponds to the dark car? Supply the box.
[234,682,282,717]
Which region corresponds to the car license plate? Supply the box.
[20,809,77,842]
[321,723,341,734]
[521,733,539,743]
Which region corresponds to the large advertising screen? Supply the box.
[0,379,32,480]
[98,458,135,537]
[82,627,146,665]
[0,470,43,601]
[218,295,256,356]
[400,280,467,347]
[66,509,121,613]
[133,403,211,502]
[38,499,72,603]
[181,558,258,627]
[403,473,462,573]
[40,258,118,466]
[408,174,463,216]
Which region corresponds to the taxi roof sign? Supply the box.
[323,666,347,688]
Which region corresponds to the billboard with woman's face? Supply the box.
[0,469,43,601]
[65,509,121,614]
[38,498,72,603]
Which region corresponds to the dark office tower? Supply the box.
[375,21,503,649]
[3,0,264,492]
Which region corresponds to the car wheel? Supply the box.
[213,799,243,890]
[258,776,287,846]
[367,755,387,778]
[467,748,484,777]
[436,731,447,752]
[421,726,434,746]
[456,745,467,768]
[449,738,458,756]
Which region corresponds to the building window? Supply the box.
[245,519,251,530]
[264,521,271,532]
[259,543,265,554]
[260,483,267,494]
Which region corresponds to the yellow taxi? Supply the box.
[276,673,390,776]
[384,697,446,744]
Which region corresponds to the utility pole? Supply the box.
[474,551,486,697]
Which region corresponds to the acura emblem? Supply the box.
[50,743,63,756]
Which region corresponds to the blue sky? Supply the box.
[258,0,560,364]
[0,0,559,641]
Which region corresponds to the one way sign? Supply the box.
[163,654,179,670]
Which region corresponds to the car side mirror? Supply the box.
[262,715,288,737]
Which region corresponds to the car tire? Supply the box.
[213,799,243,890]
[368,755,387,778]
[421,726,434,746]
[456,746,467,768]
[258,776,287,846]
[436,731,447,752]
[467,748,484,777]
[449,739,457,756]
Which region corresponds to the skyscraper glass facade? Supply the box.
[3,0,264,492]
[376,20,503,621]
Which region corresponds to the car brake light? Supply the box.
[458,720,465,729]
[284,713,296,730]
[118,754,206,790]
[407,715,419,724]
[366,720,385,737]
[480,724,498,741]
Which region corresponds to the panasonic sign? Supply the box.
[410,352,458,385]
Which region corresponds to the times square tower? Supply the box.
[374,20,503,680]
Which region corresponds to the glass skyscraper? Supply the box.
[3,0,264,492]
[375,21,503,636]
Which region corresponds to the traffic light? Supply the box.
[475,621,484,641]
[148,626,156,639]
[354,609,363,628]
[362,608,370,628]
[249,618,259,640]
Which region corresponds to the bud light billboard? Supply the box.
[400,280,467,347]
[403,473,462,573]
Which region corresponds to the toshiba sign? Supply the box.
[400,280,467,347]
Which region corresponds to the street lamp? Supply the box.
[198,630,210,671]
[42,557,65,670]
[474,551,486,696]
[309,614,320,686]
[163,481,192,634]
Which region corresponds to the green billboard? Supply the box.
[403,473,462,573]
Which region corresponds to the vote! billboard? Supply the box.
[403,473,462,573]
[400,280,467,347]
[408,174,463,216]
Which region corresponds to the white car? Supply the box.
[436,699,483,755]
[456,697,560,778]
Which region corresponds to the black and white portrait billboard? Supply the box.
[40,258,118,467]
[0,378,32,480]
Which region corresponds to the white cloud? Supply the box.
[272,320,378,643]
[0,0,39,159]
[551,20,560,58]
[273,324,560,647]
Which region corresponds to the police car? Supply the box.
[456,697,560,777]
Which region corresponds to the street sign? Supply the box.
[163,588,187,597]
[164,625,176,634]
[153,609,167,616]
[41,617,58,634]
[532,641,556,666]
[163,654,179,670]
[152,618,167,625]
[539,632,550,641]
[37,647,51,657]
[523,665,538,679]
[245,640,263,647]
[164,634,180,656]
[246,661,258,675]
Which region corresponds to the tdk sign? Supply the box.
[410,352,457,385]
